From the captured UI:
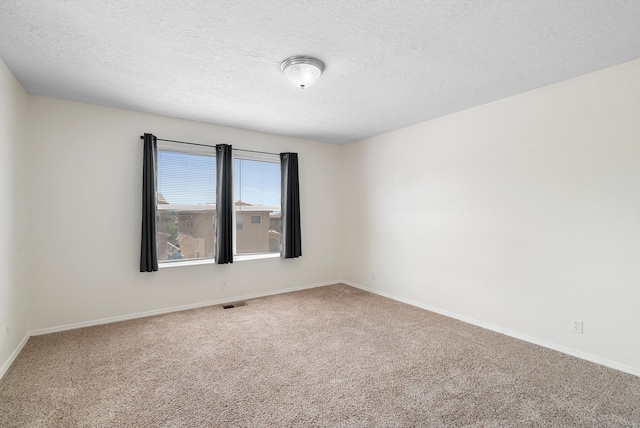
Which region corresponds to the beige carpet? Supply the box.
[1,284,639,427]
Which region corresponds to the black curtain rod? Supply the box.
[139,135,279,156]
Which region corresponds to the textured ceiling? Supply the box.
[1,1,639,144]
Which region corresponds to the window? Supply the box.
[154,143,282,264]
[234,154,281,256]
[156,142,216,263]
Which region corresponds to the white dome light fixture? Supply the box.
[281,56,325,89]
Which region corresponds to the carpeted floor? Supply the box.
[1,284,639,427]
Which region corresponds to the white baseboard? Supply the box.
[8,279,637,380]
[342,280,640,378]
[0,333,30,380]
[30,280,339,337]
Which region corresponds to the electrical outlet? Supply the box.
[571,320,583,334]
[222,281,227,289]
[372,272,376,281]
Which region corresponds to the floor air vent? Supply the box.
[222,301,247,309]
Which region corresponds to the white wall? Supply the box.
[26,96,342,331]
[0,59,30,372]
[341,59,640,374]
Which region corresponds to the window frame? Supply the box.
[156,143,282,268]
[156,140,217,266]
[232,151,281,259]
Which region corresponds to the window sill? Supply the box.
[158,253,280,269]
[235,253,280,262]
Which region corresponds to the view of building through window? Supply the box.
[156,147,281,263]
[234,157,281,255]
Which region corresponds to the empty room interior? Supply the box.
[1,1,639,426]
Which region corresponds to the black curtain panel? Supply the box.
[280,153,302,258]
[216,144,234,264]
[140,133,158,272]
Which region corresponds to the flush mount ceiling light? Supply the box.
[281,56,325,89]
